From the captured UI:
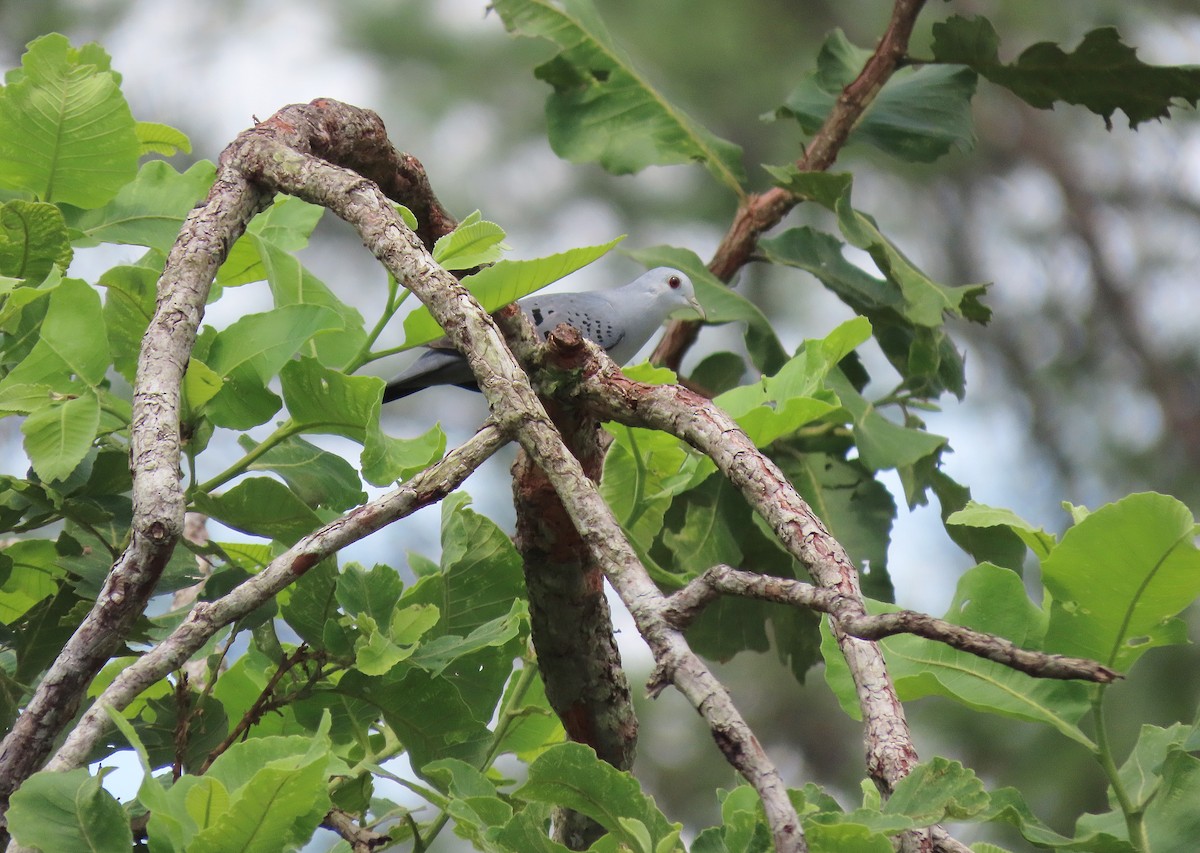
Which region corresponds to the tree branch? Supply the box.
[651,0,929,370]
[665,565,1119,683]
[44,421,508,773]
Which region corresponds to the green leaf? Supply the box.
[203,304,341,428]
[361,420,447,486]
[192,477,323,545]
[336,562,408,623]
[825,370,947,479]
[491,0,746,193]
[240,434,366,512]
[0,277,110,392]
[432,210,509,270]
[714,317,868,446]
[7,768,132,853]
[409,599,527,675]
[279,357,379,441]
[1042,492,1200,670]
[945,500,1056,561]
[759,226,968,398]
[99,264,158,383]
[403,495,526,639]
[929,471,1029,574]
[400,237,623,348]
[768,171,990,328]
[1116,723,1191,810]
[0,200,72,281]
[932,16,1200,129]
[980,787,1132,852]
[64,160,215,252]
[822,564,1094,747]
[254,237,366,368]
[771,29,977,162]
[21,391,100,482]
[626,245,788,374]
[218,195,324,287]
[1140,749,1200,851]
[0,34,139,206]
[882,758,988,823]
[601,423,705,581]
[135,120,191,156]
[338,668,493,772]
[514,742,682,847]
[206,304,341,383]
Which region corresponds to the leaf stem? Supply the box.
[1093,687,1149,850]
[195,419,303,493]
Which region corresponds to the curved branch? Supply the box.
[652,0,929,370]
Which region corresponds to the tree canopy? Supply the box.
[1,3,1200,852]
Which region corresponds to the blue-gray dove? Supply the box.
[383,267,703,401]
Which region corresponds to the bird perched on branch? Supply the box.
[383,267,704,401]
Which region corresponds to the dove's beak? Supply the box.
[684,294,705,321]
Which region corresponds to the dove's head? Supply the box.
[636,267,706,321]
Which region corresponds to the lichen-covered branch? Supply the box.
[666,565,1119,683]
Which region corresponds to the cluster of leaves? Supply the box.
[2,0,1200,850]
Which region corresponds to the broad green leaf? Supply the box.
[980,787,1133,852]
[7,768,132,853]
[279,356,380,440]
[932,16,1200,129]
[135,119,191,156]
[361,420,447,486]
[714,317,868,446]
[64,160,215,251]
[881,758,988,823]
[769,170,990,328]
[945,500,1056,561]
[929,471,1029,574]
[494,667,566,761]
[99,264,158,382]
[352,605,440,676]
[21,391,99,482]
[1042,492,1200,670]
[759,226,967,398]
[402,495,526,639]
[1,277,110,392]
[280,559,349,653]
[433,210,509,271]
[254,238,366,368]
[514,742,682,848]
[337,667,493,772]
[771,29,977,162]
[203,305,341,428]
[626,245,788,374]
[336,556,412,626]
[822,564,1093,747]
[494,809,574,853]
[409,599,527,675]
[0,34,139,207]
[1140,749,1200,851]
[192,477,323,546]
[206,304,341,382]
[240,434,366,512]
[0,199,72,281]
[601,423,704,582]
[191,743,330,853]
[400,237,623,347]
[218,195,325,287]
[825,370,947,480]
[491,0,746,193]
[0,538,62,620]
[804,823,893,853]
[1116,723,1191,810]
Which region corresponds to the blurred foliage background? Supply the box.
[2,0,1198,846]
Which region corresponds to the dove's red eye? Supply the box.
[668,275,682,289]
